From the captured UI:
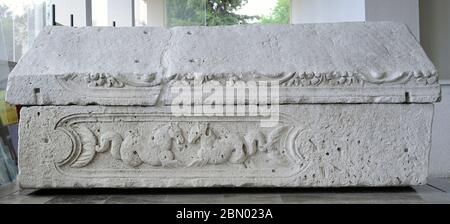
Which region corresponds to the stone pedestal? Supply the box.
[6,22,441,188]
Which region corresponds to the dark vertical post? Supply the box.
[85,0,93,26]
[52,4,56,26]
[131,0,135,27]
[70,14,74,27]
[113,21,116,27]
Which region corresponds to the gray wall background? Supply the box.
[366,0,420,40]
[420,0,450,81]
[419,0,450,177]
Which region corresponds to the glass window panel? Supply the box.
[92,0,108,26]
[134,0,148,26]
[0,0,43,185]
[165,0,290,27]
[0,0,47,62]
[165,0,207,27]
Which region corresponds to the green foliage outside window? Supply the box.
[260,0,290,24]
[165,0,290,27]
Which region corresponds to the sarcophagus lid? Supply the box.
[6,22,440,105]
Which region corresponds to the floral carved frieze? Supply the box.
[54,73,162,102]
[56,70,439,90]
[84,73,125,88]
[167,70,439,87]
[58,72,160,89]
[50,70,439,105]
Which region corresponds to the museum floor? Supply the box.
[1,178,450,204]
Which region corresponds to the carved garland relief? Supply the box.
[56,70,438,93]
[167,71,438,87]
[54,73,162,100]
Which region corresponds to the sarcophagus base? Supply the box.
[18,104,432,188]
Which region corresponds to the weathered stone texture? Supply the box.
[6,22,440,105]
[18,104,432,188]
[8,22,440,188]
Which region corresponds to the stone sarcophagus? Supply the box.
[6,22,440,188]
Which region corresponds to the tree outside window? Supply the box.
[165,0,290,27]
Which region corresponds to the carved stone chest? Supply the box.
[6,22,441,188]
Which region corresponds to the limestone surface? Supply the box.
[9,22,439,188]
[6,22,440,105]
[18,104,433,188]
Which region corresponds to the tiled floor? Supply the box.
[1,178,450,204]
